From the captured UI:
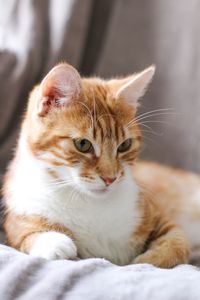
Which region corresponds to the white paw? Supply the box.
[30,231,77,260]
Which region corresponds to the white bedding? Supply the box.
[0,243,199,300]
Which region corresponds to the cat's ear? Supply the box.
[38,63,82,116]
[115,65,155,107]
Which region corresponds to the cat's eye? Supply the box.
[74,139,93,153]
[118,138,132,153]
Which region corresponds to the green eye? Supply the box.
[74,139,93,153]
[118,138,132,153]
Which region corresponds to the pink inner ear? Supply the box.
[43,77,64,98]
[38,64,81,117]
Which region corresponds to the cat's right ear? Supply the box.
[37,63,82,117]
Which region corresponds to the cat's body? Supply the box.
[134,161,200,262]
[3,62,199,268]
[5,140,139,265]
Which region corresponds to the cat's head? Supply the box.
[26,63,155,196]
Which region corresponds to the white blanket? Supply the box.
[0,244,199,300]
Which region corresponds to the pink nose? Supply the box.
[101,177,117,186]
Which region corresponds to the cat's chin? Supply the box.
[81,187,112,198]
[90,187,109,194]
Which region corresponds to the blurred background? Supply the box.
[1,0,200,187]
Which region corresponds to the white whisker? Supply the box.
[76,101,94,130]
[128,108,173,124]
[133,123,159,135]
[92,88,97,131]
[97,113,115,123]
[126,108,176,129]
[127,112,177,128]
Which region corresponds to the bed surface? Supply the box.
[0,242,200,300]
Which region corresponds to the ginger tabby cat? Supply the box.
[3,62,200,268]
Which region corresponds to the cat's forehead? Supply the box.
[81,79,135,120]
[82,79,109,101]
[56,105,136,146]
[50,80,137,139]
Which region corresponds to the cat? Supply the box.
[3,62,200,268]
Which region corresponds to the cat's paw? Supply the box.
[30,231,77,260]
[133,250,159,266]
[133,254,153,265]
[133,250,170,268]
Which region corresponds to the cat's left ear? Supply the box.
[115,65,155,107]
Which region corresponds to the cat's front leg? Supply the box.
[4,213,77,260]
[133,225,189,268]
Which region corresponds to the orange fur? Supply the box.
[4,212,74,253]
[132,187,189,267]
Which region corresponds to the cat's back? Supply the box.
[133,161,200,203]
[133,160,200,250]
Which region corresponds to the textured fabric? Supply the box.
[0,244,199,300]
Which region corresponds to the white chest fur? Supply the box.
[60,183,140,265]
[9,154,141,265]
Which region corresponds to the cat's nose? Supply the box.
[100,177,117,186]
